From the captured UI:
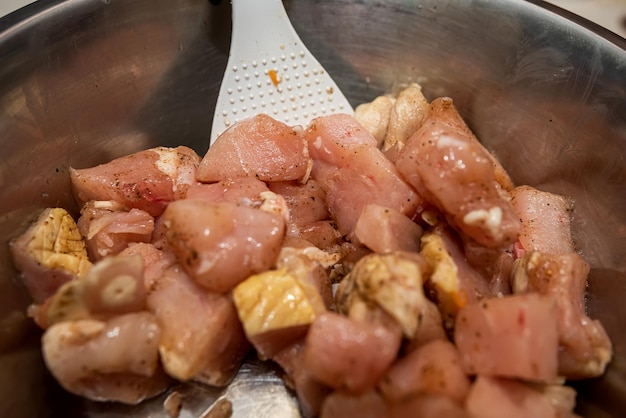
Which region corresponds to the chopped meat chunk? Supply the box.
[454,293,559,382]
[71,146,200,216]
[513,251,612,378]
[197,114,312,183]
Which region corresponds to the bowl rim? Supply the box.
[1,0,625,50]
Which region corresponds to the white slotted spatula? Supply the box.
[210,0,353,145]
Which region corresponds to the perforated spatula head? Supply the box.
[210,0,353,144]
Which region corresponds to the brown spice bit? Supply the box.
[202,398,233,418]
[164,390,183,418]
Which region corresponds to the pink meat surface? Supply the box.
[273,341,332,418]
[297,220,343,251]
[197,114,312,182]
[42,312,168,404]
[161,200,285,293]
[454,293,559,382]
[268,180,330,227]
[146,265,249,384]
[380,339,470,404]
[118,243,176,289]
[465,376,564,418]
[396,98,520,248]
[185,177,270,206]
[304,114,423,237]
[319,390,388,418]
[70,146,200,217]
[354,204,423,253]
[303,312,401,394]
[510,185,575,254]
[77,202,154,261]
[513,251,612,378]
[388,395,469,418]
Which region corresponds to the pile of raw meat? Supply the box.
[9,84,612,417]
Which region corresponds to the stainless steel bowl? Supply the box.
[1,1,624,417]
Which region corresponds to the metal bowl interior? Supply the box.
[0,1,624,417]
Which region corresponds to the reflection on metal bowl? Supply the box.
[0,0,625,417]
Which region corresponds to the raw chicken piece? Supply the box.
[463,240,514,296]
[379,339,471,404]
[353,204,423,254]
[298,221,343,251]
[454,293,559,382]
[336,252,430,338]
[513,251,612,378]
[233,265,327,359]
[268,180,330,227]
[185,177,270,207]
[382,83,430,153]
[147,265,249,384]
[420,228,492,329]
[277,247,336,308]
[465,376,572,418]
[36,254,146,328]
[305,114,423,237]
[354,95,395,146]
[403,298,448,351]
[396,97,519,248]
[42,312,168,404]
[161,200,285,293]
[197,114,312,183]
[319,390,388,418]
[118,242,176,289]
[71,146,200,217]
[273,340,332,418]
[387,395,469,418]
[302,312,401,394]
[10,207,92,303]
[510,185,575,254]
[77,201,154,260]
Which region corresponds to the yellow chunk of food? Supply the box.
[24,208,92,277]
[420,233,467,316]
[336,252,428,338]
[233,268,326,338]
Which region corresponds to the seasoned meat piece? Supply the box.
[305,114,423,238]
[185,177,270,207]
[387,394,469,418]
[268,179,330,227]
[10,207,92,303]
[396,98,519,248]
[382,83,430,153]
[42,312,168,404]
[302,312,401,394]
[197,114,312,183]
[454,293,559,382]
[420,228,492,329]
[336,252,430,338]
[118,242,176,289]
[273,341,332,418]
[161,200,285,292]
[379,339,470,404]
[233,263,327,359]
[320,390,388,418]
[353,204,423,254]
[71,146,200,216]
[466,376,575,418]
[513,251,612,378]
[510,185,575,255]
[147,265,249,384]
[354,95,395,146]
[78,201,154,261]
